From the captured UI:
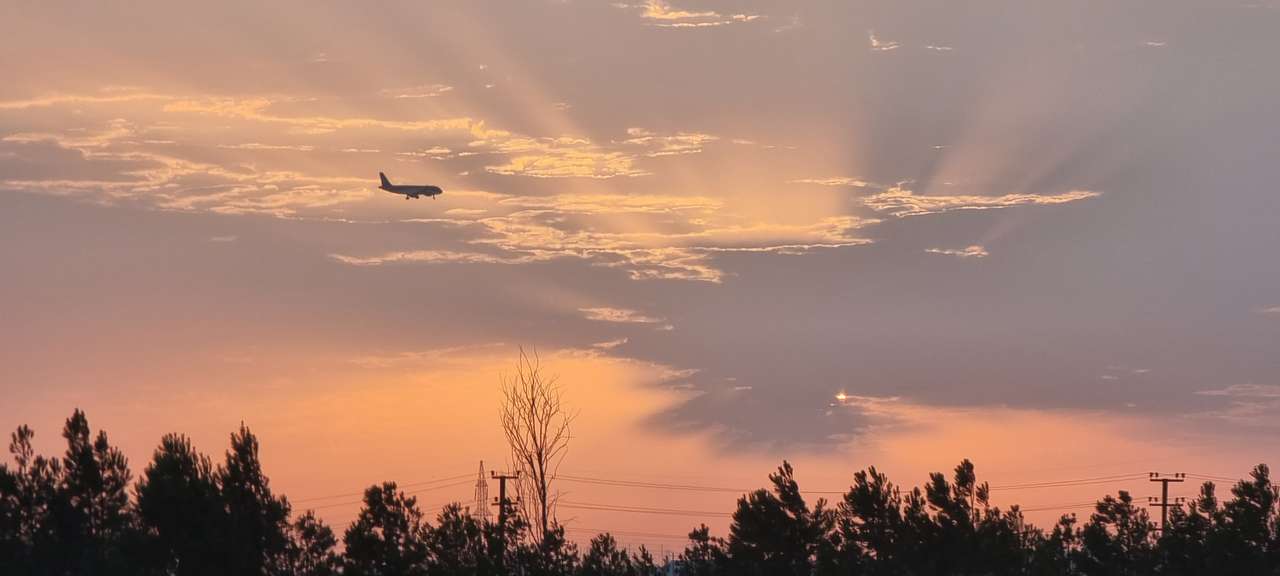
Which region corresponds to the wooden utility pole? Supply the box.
[1147,472,1186,531]
[491,470,521,570]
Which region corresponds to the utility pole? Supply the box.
[491,470,520,571]
[1147,472,1186,531]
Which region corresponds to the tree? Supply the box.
[579,532,633,576]
[426,503,492,576]
[219,423,292,575]
[500,349,574,544]
[1029,514,1081,576]
[0,425,65,572]
[1213,465,1278,574]
[1077,491,1154,576]
[514,520,579,576]
[59,409,134,574]
[289,511,340,576]
[343,482,431,576]
[1155,485,1214,576]
[632,545,658,576]
[838,466,904,574]
[681,524,727,576]
[727,461,836,576]
[135,433,228,575]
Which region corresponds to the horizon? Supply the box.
[3,0,1280,557]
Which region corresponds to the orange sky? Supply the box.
[3,0,1280,554]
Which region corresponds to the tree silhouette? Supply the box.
[288,510,340,576]
[1076,491,1153,575]
[219,423,293,575]
[58,409,134,574]
[1,425,65,572]
[680,524,727,576]
[727,461,836,576]
[514,520,580,576]
[7,407,1280,575]
[579,532,633,576]
[426,503,493,576]
[135,433,228,575]
[343,481,430,576]
[1215,464,1278,573]
[500,349,574,544]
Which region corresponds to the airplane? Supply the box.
[379,172,443,200]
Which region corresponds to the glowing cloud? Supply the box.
[1196,384,1280,398]
[925,245,989,259]
[617,0,763,28]
[869,30,901,52]
[580,307,668,325]
[863,186,1101,217]
[790,177,875,188]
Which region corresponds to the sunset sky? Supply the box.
[3,0,1279,553]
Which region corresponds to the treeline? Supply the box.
[2,411,1279,575]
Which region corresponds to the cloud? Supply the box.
[1188,384,1280,430]
[790,177,875,188]
[330,206,874,282]
[925,245,989,259]
[208,235,239,243]
[163,97,481,136]
[1257,306,1280,315]
[380,84,454,99]
[774,15,802,33]
[217,143,315,151]
[617,0,763,28]
[1196,384,1280,398]
[397,146,454,159]
[580,307,667,325]
[869,31,900,52]
[620,127,717,157]
[0,91,172,110]
[1144,41,1168,48]
[479,127,717,178]
[592,337,629,350]
[925,45,954,52]
[863,185,1101,217]
[345,343,508,369]
[479,136,647,178]
[328,250,536,267]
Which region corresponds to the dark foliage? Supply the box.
[4,409,1280,575]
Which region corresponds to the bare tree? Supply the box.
[499,348,574,543]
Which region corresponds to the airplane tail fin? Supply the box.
[379,172,391,187]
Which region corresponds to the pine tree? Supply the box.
[343,482,431,576]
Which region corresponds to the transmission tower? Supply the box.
[474,461,491,523]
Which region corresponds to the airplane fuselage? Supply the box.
[380,183,443,199]
[378,172,442,199]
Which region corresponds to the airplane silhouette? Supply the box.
[379,172,443,199]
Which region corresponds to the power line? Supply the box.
[564,527,693,541]
[561,471,1151,496]
[989,473,1147,490]
[560,500,733,518]
[559,474,755,494]
[1185,472,1278,488]
[301,478,476,511]
[1016,501,1101,513]
[292,472,474,504]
